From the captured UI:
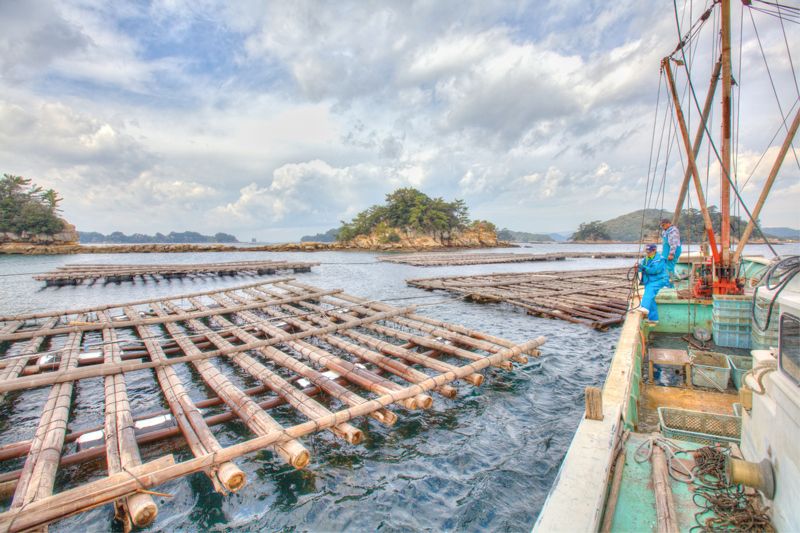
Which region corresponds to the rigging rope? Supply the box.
[672,0,779,258]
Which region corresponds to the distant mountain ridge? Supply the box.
[573,209,797,242]
[762,227,799,240]
[79,231,239,244]
[300,228,339,242]
[497,228,555,242]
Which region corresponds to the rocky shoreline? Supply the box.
[0,240,516,255]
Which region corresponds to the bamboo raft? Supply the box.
[33,260,319,286]
[0,279,543,531]
[408,268,631,329]
[379,251,639,266]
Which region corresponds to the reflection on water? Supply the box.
[0,243,793,532]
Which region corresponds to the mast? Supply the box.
[720,0,732,266]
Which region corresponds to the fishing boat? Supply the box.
[535,0,799,531]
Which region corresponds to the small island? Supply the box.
[0,174,79,253]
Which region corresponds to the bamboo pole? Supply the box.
[720,0,733,266]
[196,296,397,426]
[673,59,722,224]
[0,306,416,394]
[0,318,58,403]
[11,328,83,509]
[732,107,800,264]
[663,58,721,263]
[123,307,245,493]
[99,311,157,529]
[243,287,457,398]
[150,303,312,465]
[261,285,505,373]
[221,291,435,408]
[0,379,346,490]
[0,288,342,342]
[158,302,362,445]
[298,284,538,356]
[0,278,296,322]
[289,286,528,364]
[0,336,546,533]
[270,292,486,384]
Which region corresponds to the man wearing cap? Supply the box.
[638,243,670,322]
[660,218,681,285]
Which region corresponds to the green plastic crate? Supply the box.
[689,350,731,390]
[658,407,741,445]
[727,354,753,390]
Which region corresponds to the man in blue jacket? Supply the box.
[638,243,670,322]
[660,218,681,285]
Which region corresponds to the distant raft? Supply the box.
[408,268,631,329]
[33,259,318,286]
[0,278,543,532]
[379,251,639,266]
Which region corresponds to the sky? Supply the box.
[1,0,798,242]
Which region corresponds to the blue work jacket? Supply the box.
[639,254,669,285]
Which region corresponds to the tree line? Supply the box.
[570,207,751,242]
[337,188,488,242]
[0,174,65,235]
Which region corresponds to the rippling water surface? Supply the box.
[0,243,792,532]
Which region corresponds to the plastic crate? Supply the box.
[689,350,731,390]
[727,354,753,390]
[712,294,752,321]
[658,407,741,445]
[751,327,778,350]
[713,321,751,349]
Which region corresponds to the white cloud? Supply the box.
[0,0,796,239]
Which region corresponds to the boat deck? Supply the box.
[609,434,711,532]
[638,332,743,432]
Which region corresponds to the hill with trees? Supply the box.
[572,208,769,242]
[0,174,66,235]
[79,231,239,244]
[300,228,339,242]
[497,228,555,242]
[335,188,498,248]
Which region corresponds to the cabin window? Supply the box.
[780,314,800,387]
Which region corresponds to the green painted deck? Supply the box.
[609,434,709,533]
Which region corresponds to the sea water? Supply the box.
[0,243,793,532]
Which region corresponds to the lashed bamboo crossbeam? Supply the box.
[0,288,342,342]
[0,329,269,376]
[265,284,512,371]
[0,278,297,323]
[11,328,83,510]
[196,295,397,425]
[149,303,313,464]
[0,383,280,463]
[223,291,438,407]
[0,321,21,335]
[0,306,417,394]
[54,260,307,270]
[407,268,629,329]
[0,379,348,489]
[285,282,540,357]
[281,283,529,364]
[33,260,318,285]
[158,301,361,446]
[123,306,245,493]
[0,318,58,403]
[99,310,157,529]
[260,287,489,383]
[0,336,545,533]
